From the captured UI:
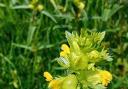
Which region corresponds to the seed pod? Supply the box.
[62,74,78,89]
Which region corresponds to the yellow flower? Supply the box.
[60,51,67,57]
[73,0,85,17]
[43,72,63,89]
[60,44,70,57]
[43,72,53,81]
[61,44,70,54]
[78,2,85,11]
[99,70,112,86]
[48,79,61,89]
[37,4,44,11]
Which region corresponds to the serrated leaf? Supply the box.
[65,31,71,39]
[57,57,70,68]
[99,31,105,42]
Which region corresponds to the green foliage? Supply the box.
[0,0,128,89]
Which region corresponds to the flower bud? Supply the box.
[37,4,44,11]
[78,2,85,11]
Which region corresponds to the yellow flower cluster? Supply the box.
[28,0,44,11]
[43,31,113,88]
[60,44,70,57]
[99,70,112,86]
[43,72,61,89]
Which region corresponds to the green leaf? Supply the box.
[102,9,111,21]
[12,5,29,9]
[41,10,57,23]
[38,44,55,50]
[102,4,123,21]
[110,4,123,18]
[0,3,5,7]
[12,43,32,51]
[50,0,58,11]
[0,53,15,68]
[27,25,36,45]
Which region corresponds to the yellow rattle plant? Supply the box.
[44,30,113,89]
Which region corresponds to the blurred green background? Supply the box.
[0,0,128,89]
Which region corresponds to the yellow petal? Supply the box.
[43,72,53,81]
[99,70,112,86]
[49,79,61,89]
[60,51,67,57]
[61,44,70,54]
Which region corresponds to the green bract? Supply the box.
[57,30,112,70]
